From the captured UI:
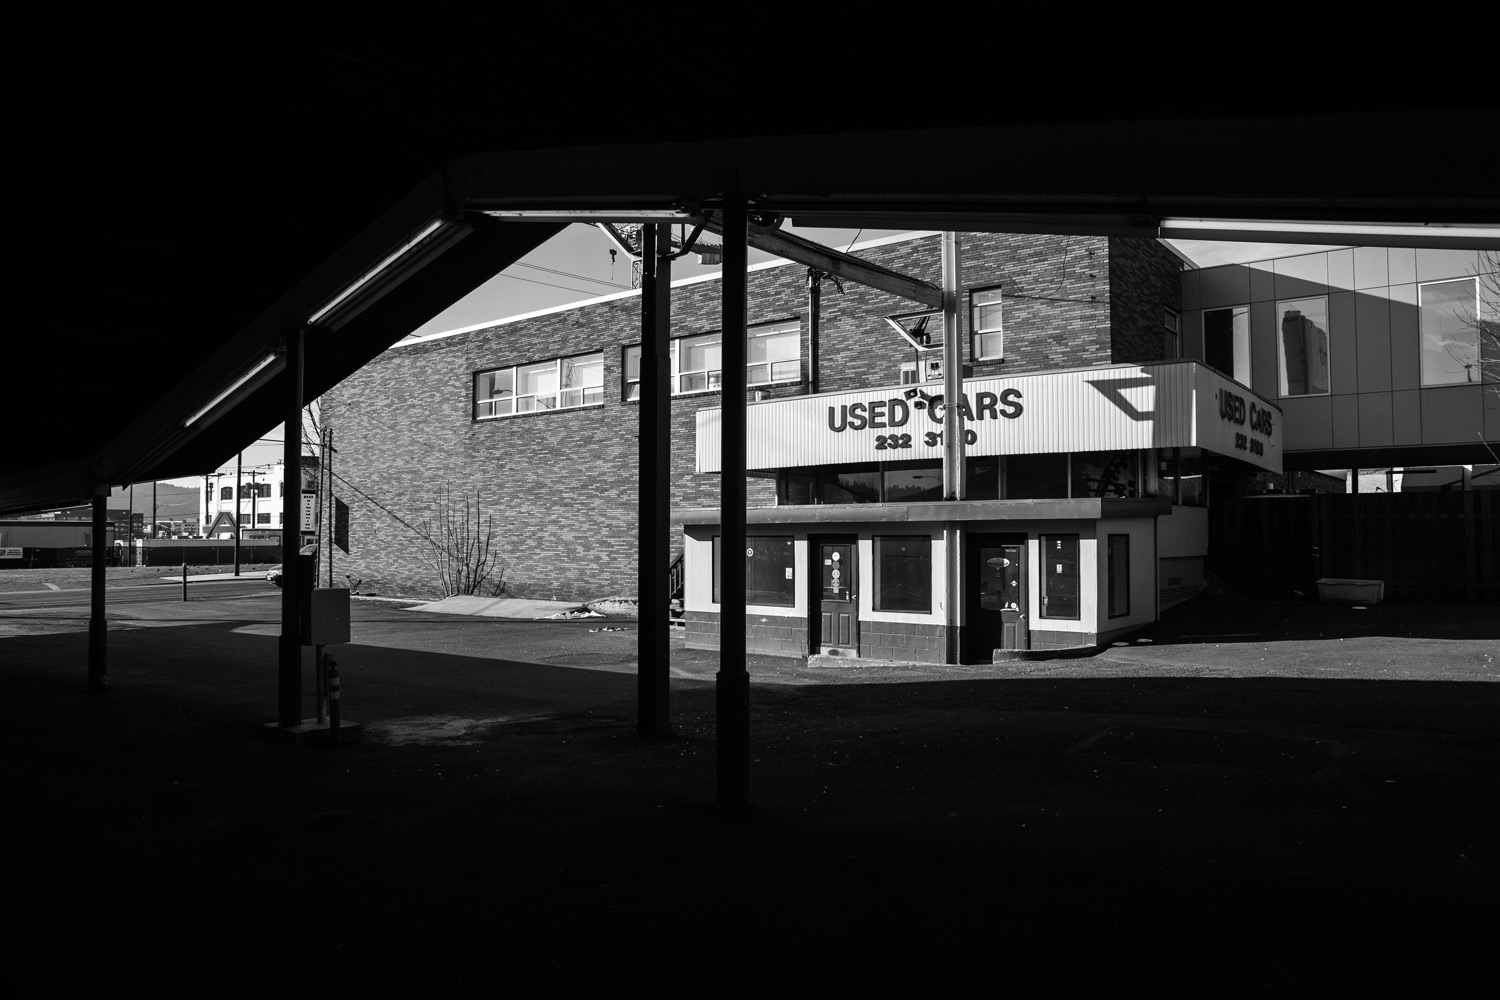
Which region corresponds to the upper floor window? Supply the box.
[1276,295,1329,397]
[1164,307,1182,359]
[475,352,604,419]
[971,287,1004,360]
[1420,277,1482,386]
[624,320,801,400]
[1204,305,1251,383]
[219,487,233,500]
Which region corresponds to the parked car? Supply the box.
[266,545,319,587]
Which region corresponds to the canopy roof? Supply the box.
[6,22,1495,515]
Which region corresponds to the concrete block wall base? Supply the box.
[260,719,364,746]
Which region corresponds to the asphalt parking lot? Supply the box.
[3,587,1495,993]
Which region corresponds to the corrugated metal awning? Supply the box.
[697,360,1281,474]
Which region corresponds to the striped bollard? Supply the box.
[327,660,341,736]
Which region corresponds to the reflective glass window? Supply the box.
[1277,296,1330,397]
[1419,278,1481,386]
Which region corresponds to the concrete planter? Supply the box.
[1316,578,1384,604]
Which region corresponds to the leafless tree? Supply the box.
[416,484,506,596]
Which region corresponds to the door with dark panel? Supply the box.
[970,535,1028,660]
[814,538,858,654]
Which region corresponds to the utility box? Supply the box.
[305,588,351,645]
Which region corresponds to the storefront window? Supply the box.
[1277,296,1330,397]
[1071,452,1137,499]
[882,462,944,502]
[1041,534,1080,620]
[713,536,795,607]
[873,536,932,613]
[1157,449,1205,506]
[1006,454,1068,499]
[823,468,880,504]
[1108,534,1129,618]
[967,457,1000,500]
[1419,278,1482,386]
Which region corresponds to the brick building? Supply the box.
[324,231,1208,645]
[321,232,1495,660]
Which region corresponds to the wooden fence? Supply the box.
[1209,490,1500,602]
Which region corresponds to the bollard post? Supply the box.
[182,561,188,602]
[327,659,341,736]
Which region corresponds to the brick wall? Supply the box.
[1109,237,1185,364]
[322,231,1134,601]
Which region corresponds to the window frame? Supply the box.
[969,286,1004,360]
[1040,534,1081,621]
[1418,277,1482,387]
[1164,307,1182,359]
[474,350,605,420]
[1275,295,1331,398]
[624,319,801,400]
[873,535,933,614]
[711,535,796,608]
[1204,305,1251,383]
[219,487,233,501]
[1107,534,1130,618]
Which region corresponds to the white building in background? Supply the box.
[200,457,320,540]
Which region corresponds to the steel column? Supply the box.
[88,483,107,693]
[278,328,303,728]
[234,453,242,575]
[637,222,672,736]
[941,234,964,664]
[717,201,749,809]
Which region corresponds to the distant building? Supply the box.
[200,457,321,541]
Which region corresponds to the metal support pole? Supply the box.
[128,483,135,566]
[941,234,964,663]
[327,428,335,589]
[941,233,965,501]
[278,328,304,728]
[717,200,750,809]
[182,561,188,602]
[637,222,672,736]
[88,483,107,693]
[234,453,243,576]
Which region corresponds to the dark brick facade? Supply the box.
[322,233,1182,601]
[1110,238,1186,364]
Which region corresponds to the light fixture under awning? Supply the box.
[183,352,285,429]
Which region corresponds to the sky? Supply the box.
[162,227,1338,488]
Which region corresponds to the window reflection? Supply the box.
[1419,278,1481,386]
[1277,296,1329,397]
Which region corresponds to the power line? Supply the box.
[512,261,632,290]
[499,272,626,297]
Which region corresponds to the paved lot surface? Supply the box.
[3,588,1495,993]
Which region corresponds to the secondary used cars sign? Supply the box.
[696,360,1282,474]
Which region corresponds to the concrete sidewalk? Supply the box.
[4,591,1496,993]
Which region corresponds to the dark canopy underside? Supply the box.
[6,21,1495,514]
